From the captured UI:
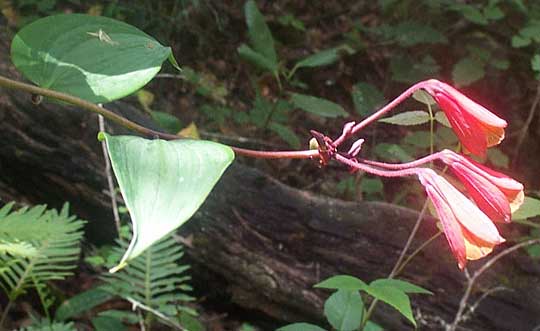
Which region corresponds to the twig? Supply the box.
[98,113,121,235]
[361,200,430,328]
[513,81,540,164]
[0,75,319,160]
[449,239,540,331]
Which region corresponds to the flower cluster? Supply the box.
[337,79,524,269]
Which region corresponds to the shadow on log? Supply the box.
[1,48,540,330]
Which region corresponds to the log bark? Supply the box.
[1,44,539,331]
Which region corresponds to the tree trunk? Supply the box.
[1,45,539,331]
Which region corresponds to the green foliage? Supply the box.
[513,197,540,220]
[452,57,485,87]
[290,93,348,118]
[379,111,431,126]
[11,14,178,103]
[0,203,84,303]
[352,83,385,117]
[18,318,77,331]
[101,133,234,268]
[324,290,364,331]
[104,234,196,328]
[55,286,115,321]
[369,21,447,47]
[238,0,278,74]
[277,323,327,331]
[315,275,431,327]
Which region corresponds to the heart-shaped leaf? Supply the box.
[11,14,178,103]
[324,290,364,331]
[365,282,416,327]
[101,134,234,271]
[277,323,327,331]
[315,275,368,291]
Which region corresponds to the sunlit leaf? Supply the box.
[434,111,451,128]
[364,283,416,327]
[369,279,432,295]
[513,197,540,220]
[315,275,368,291]
[101,134,234,270]
[324,290,364,331]
[412,90,436,105]
[11,14,177,103]
[277,323,327,331]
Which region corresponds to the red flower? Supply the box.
[423,80,507,157]
[440,150,524,223]
[417,169,506,269]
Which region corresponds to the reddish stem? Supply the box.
[360,152,443,170]
[332,80,430,147]
[334,154,421,178]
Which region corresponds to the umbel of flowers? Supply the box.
[325,79,524,270]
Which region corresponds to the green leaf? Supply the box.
[412,90,436,105]
[352,82,385,116]
[290,93,348,118]
[379,111,430,126]
[404,131,432,149]
[487,148,509,169]
[324,290,364,331]
[101,134,234,269]
[55,286,115,321]
[180,312,206,331]
[244,0,277,64]
[374,143,413,162]
[364,283,416,327]
[452,58,485,87]
[277,323,327,331]
[91,316,126,331]
[150,111,182,134]
[361,178,384,196]
[512,35,531,48]
[293,47,343,70]
[269,122,301,149]
[513,197,540,220]
[369,279,432,295]
[11,14,175,103]
[238,44,278,73]
[315,275,368,291]
[434,111,451,128]
[390,55,440,84]
[531,55,540,73]
[364,321,385,331]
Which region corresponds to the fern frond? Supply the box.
[105,233,194,323]
[0,203,85,301]
[18,317,77,331]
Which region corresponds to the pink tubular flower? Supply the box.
[417,169,506,269]
[439,150,524,223]
[422,79,507,157]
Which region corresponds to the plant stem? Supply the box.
[98,114,122,235]
[0,75,319,160]
[0,300,13,331]
[359,201,429,330]
[333,80,431,147]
